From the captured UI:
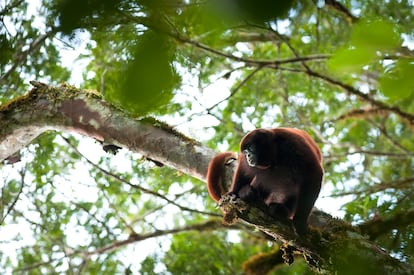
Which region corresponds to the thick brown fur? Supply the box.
[206,152,237,202]
[207,128,323,234]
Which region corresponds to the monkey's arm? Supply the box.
[228,154,257,201]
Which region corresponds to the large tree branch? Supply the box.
[0,81,214,181]
[219,195,414,274]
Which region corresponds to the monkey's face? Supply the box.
[242,143,258,167]
[241,129,275,169]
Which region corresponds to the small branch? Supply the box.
[368,119,412,154]
[176,34,329,68]
[333,107,389,122]
[82,220,229,257]
[359,209,414,240]
[0,168,25,224]
[222,31,285,45]
[13,220,234,273]
[324,0,358,23]
[325,150,414,163]
[171,30,414,130]
[49,180,117,238]
[304,69,414,129]
[0,0,24,17]
[61,136,220,218]
[206,65,264,113]
[330,177,414,197]
[0,29,57,84]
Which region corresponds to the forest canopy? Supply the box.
[0,0,413,274]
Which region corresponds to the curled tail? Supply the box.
[206,152,237,202]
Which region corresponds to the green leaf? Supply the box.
[379,60,414,100]
[105,31,180,116]
[352,20,401,52]
[328,20,401,75]
[327,47,376,74]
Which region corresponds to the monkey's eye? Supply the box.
[243,143,255,153]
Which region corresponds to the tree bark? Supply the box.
[219,196,413,274]
[0,81,214,181]
[1,82,413,274]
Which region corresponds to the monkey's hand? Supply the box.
[219,193,248,225]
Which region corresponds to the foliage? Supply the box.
[328,19,414,102]
[104,30,180,116]
[1,0,414,274]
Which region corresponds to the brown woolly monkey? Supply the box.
[207,128,323,235]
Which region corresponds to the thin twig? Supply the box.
[329,177,414,197]
[61,136,220,218]
[304,69,414,127]
[0,29,57,84]
[13,220,235,273]
[0,168,25,224]
[207,65,264,113]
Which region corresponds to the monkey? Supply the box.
[207,128,323,234]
